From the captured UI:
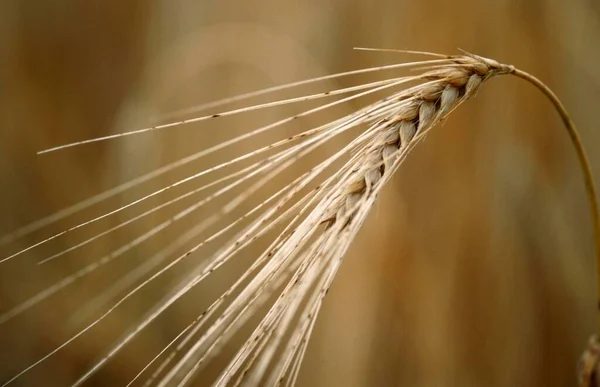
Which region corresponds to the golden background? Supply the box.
[1,1,599,386]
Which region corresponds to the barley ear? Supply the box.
[579,335,600,387]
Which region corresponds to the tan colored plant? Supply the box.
[1,50,598,386]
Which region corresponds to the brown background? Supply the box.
[1,0,600,386]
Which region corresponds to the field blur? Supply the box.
[1,1,600,386]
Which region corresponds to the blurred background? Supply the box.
[1,0,600,386]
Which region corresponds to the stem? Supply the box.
[510,67,600,335]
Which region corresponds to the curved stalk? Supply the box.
[509,68,600,334]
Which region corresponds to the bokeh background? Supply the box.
[1,0,600,386]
